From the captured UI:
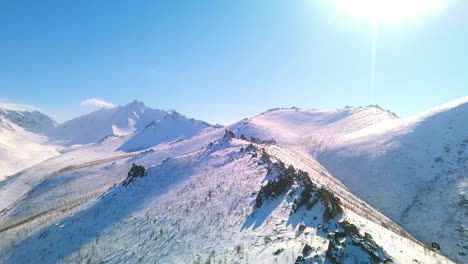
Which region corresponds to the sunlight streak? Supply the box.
[370,23,378,104]
[330,0,447,24]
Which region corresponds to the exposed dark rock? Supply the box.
[302,244,313,256]
[326,239,348,264]
[273,248,285,256]
[245,143,256,152]
[250,148,391,263]
[250,136,277,145]
[298,223,307,232]
[255,165,294,208]
[294,255,305,264]
[324,221,392,264]
[224,130,235,140]
[123,163,146,187]
[431,241,440,251]
[339,220,359,237]
[253,149,342,224]
[292,170,317,212]
[317,188,343,222]
[361,233,388,263]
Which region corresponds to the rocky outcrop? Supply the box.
[325,220,392,264]
[123,163,147,187]
[253,147,344,224]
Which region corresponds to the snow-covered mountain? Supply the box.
[0,131,452,263]
[0,105,59,180]
[119,110,221,152]
[318,98,468,262]
[0,105,56,135]
[49,100,168,146]
[226,98,468,262]
[0,98,465,263]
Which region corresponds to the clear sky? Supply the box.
[1,0,467,124]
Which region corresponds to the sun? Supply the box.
[329,0,447,24]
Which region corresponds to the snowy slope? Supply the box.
[0,133,451,263]
[0,99,219,179]
[49,100,167,146]
[318,98,468,262]
[119,110,221,152]
[231,105,398,156]
[0,98,464,262]
[226,99,468,262]
[0,106,59,180]
[0,107,56,134]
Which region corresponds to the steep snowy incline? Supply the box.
[0,134,452,263]
[49,100,167,146]
[318,97,468,262]
[119,110,222,152]
[225,98,468,262]
[0,106,59,180]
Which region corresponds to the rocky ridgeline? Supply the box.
[254,148,343,223]
[321,220,391,264]
[247,146,391,263]
[201,131,393,263]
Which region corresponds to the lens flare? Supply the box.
[330,0,447,24]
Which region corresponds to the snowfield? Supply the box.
[0,136,453,263]
[229,98,468,263]
[0,106,59,181]
[0,98,466,263]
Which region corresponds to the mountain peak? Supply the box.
[0,106,57,134]
[124,100,146,109]
[0,102,38,112]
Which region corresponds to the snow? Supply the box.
[0,135,453,263]
[231,105,398,157]
[0,107,59,180]
[318,99,468,262]
[0,98,465,263]
[0,102,38,112]
[48,100,167,146]
[118,110,220,152]
[226,99,467,262]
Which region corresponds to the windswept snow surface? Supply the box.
[0,98,465,263]
[319,98,468,262]
[229,99,468,262]
[231,105,398,156]
[0,107,59,180]
[0,135,452,263]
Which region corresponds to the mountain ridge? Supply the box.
[0,97,466,262]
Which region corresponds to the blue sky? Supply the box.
[1,0,466,124]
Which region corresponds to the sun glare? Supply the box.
[330,0,446,24]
